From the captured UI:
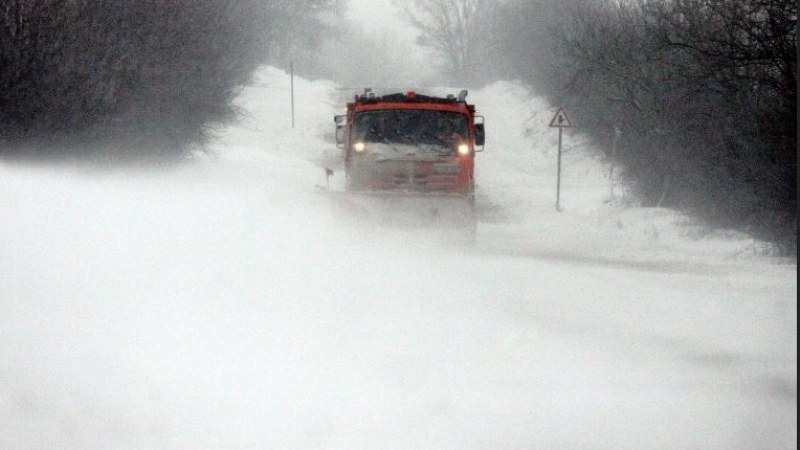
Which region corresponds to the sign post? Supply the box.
[549,107,572,211]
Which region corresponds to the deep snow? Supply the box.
[0,66,796,449]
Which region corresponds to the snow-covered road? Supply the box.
[1,67,795,449]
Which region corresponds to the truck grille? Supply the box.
[350,161,462,192]
[390,173,461,191]
[394,172,428,186]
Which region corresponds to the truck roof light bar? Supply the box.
[353,91,472,105]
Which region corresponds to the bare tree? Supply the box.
[0,0,321,160]
[489,0,797,253]
[396,0,492,85]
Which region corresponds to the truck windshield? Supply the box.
[353,110,468,155]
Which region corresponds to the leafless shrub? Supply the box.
[0,0,335,161]
[488,0,796,254]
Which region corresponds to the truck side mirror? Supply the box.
[334,115,346,148]
[474,122,485,148]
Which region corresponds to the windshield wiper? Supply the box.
[373,132,401,153]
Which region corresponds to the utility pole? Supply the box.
[610,126,621,197]
[290,61,295,128]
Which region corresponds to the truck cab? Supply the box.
[335,90,485,199]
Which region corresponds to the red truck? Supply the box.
[331,89,485,234]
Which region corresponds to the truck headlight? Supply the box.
[457,144,470,156]
[354,142,366,153]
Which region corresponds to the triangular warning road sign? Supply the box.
[549,107,573,128]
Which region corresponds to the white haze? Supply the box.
[0,67,796,449]
[307,0,438,88]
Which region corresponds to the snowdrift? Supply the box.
[0,66,795,450]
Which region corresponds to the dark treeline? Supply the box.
[0,0,336,161]
[449,0,795,254]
